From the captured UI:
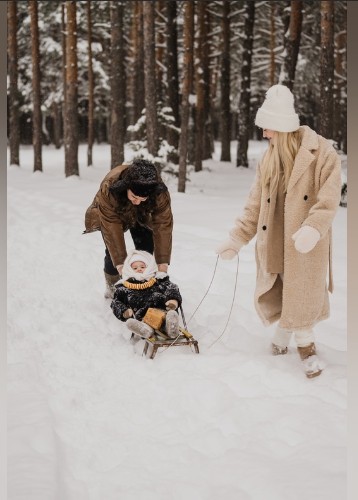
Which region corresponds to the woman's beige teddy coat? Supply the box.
[230,125,342,331]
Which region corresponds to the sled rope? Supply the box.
[206,253,240,350]
[155,254,239,355]
[186,255,220,326]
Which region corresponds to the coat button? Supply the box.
[267,198,270,203]
[304,195,308,200]
[262,225,267,230]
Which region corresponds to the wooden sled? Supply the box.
[130,306,200,360]
[142,326,199,359]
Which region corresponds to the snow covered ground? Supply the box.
[7,141,347,500]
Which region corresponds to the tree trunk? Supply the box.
[29,0,42,172]
[319,0,334,139]
[194,0,207,171]
[52,101,61,149]
[278,0,303,90]
[220,0,231,162]
[110,1,125,168]
[156,0,165,106]
[143,0,158,157]
[132,1,145,124]
[61,2,67,149]
[7,0,20,166]
[334,28,346,153]
[270,2,276,86]
[65,0,79,177]
[236,0,255,168]
[87,0,94,166]
[178,0,194,193]
[166,0,179,155]
[202,6,212,159]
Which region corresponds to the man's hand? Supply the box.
[116,264,123,276]
[158,263,168,273]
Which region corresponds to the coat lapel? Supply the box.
[287,126,319,193]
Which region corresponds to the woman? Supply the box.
[84,159,173,298]
[216,84,342,378]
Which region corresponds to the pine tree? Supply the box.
[178,0,194,193]
[319,0,334,139]
[7,0,20,166]
[64,0,79,177]
[143,1,159,157]
[29,0,42,172]
[110,0,125,168]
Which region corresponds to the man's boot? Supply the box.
[297,343,323,378]
[104,272,119,299]
[271,343,288,355]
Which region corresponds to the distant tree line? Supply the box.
[7,0,346,192]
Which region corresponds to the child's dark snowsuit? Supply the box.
[111,275,182,322]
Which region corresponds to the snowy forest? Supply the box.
[7,2,348,498]
[7,0,346,191]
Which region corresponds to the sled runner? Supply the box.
[141,326,199,359]
[130,306,200,359]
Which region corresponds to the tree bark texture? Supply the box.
[319,0,334,139]
[166,0,179,152]
[87,0,94,166]
[334,27,346,152]
[202,6,212,160]
[61,2,67,143]
[65,0,79,177]
[156,0,165,106]
[220,0,231,162]
[269,2,276,86]
[236,0,255,168]
[194,0,208,171]
[131,1,145,125]
[29,0,43,172]
[166,0,179,125]
[143,1,159,157]
[110,1,125,168]
[278,0,303,90]
[178,1,194,192]
[52,101,61,149]
[7,0,20,165]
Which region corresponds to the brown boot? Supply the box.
[297,343,323,378]
[104,272,119,299]
[271,343,288,356]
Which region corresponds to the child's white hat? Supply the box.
[128,250,153,268]
[122,249,158,281]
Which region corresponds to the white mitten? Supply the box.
[215,238,245,260]
[165,299,178,310]
[292,226,320,254]
[123,308,133,319]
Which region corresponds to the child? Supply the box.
[111,249,182,339]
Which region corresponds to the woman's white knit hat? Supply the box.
[255,84,300,132]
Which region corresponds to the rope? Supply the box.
[206,254,240,350]
[186,255,220,326]
[153,254,240,355]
